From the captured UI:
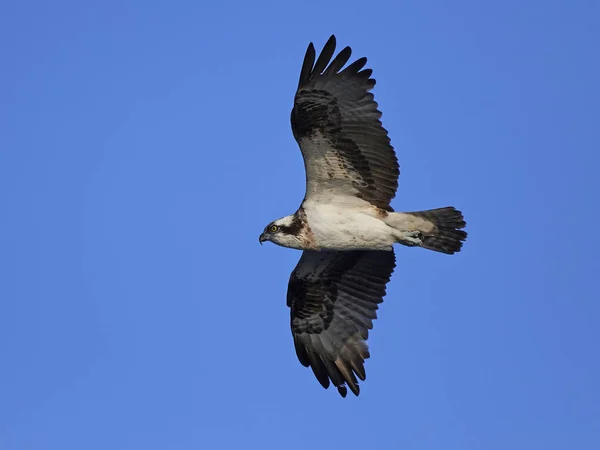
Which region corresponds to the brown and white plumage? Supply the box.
[259,35,467,397]
[291,36,399,210]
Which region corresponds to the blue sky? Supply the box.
[1,1,599,449]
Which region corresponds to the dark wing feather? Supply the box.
[291,35,400,211]
[287,250,396,397]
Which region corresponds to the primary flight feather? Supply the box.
[259,35,467,397]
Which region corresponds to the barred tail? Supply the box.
[407,207,467,254]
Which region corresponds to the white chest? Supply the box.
[302,201,394,250]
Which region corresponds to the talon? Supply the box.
[402,231,423,246]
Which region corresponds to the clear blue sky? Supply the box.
[1,1,598,449]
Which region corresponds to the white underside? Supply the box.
[303,199,400,250]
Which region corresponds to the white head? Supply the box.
[259,215,305,249]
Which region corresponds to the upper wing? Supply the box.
[291,35,399,211]
[287,249,396,397]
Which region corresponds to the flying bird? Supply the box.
[259,35,467,397]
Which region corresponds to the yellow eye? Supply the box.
[270,225,279,233]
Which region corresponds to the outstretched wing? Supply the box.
[291,35,400,211]
[287,249,396,397]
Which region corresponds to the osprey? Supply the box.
[260,35,467,397]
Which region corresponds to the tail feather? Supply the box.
[407,207,467,254]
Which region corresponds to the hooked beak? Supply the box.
[259,232,268,245]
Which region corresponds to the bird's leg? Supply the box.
[399,230,423,246]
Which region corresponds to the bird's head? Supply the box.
[259,215,304,249]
